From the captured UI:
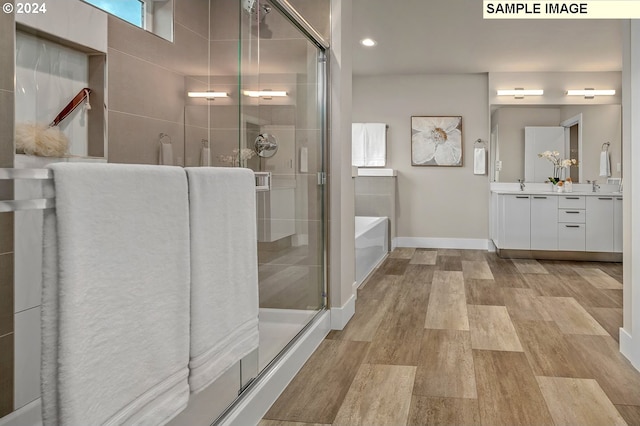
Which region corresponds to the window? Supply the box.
[82,0,174,42]
[84,0,143,27]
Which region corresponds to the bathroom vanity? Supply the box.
[491,190,623,261]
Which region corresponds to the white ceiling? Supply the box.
[352,0,623,76]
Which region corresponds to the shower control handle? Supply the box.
[254,134,278,158]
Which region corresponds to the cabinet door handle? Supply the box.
[565,211,580,214]
[616,198,623,201]
[565,225,580,228]
[598,197,613,200]
[516,196,529,199]
[565,197,580,200]
[533,196,547,199]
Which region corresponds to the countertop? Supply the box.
[491,190,622,197]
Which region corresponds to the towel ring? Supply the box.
[602,141,610,151]
[201,139,209,148]
[475,138,486,146]
[159,133,172,145]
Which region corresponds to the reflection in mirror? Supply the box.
[490,104,621,184]
[82,0,174,42]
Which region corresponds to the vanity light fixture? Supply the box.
[566,88,616,99]
[187,91,229,99]
[360,38,377,47]
[243,90,288,98]
[496,88,544,99]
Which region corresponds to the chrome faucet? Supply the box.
[587,180,600,193]
[518,179,525,191]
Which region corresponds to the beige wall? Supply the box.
[353,74,489,241]
[329,0,355,311]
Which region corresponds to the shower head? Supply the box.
[243,0,271,21]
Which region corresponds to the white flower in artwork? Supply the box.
[412,117,462,166]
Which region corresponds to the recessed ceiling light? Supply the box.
[360,38,377,47]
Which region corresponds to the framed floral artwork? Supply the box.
[411,116,463,166]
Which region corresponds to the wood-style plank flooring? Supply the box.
[261,248,638,426]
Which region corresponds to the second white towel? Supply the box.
[185,167,259,394]
[352,123,387,167]
[600,151,611,177]
[474,147,486,175]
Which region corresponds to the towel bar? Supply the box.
[0,167,55,212]
[0,167,271,211]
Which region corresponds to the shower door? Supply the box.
[240,0,327,372]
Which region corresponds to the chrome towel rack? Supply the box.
[0,168,55,212]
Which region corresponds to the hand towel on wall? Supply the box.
[160,141,174,165]
[185,167,259,394]
[352,123,366,167]
[352,123,387,167]
[599,151,611,177]
[474,147,486,175]
[41,163,191,426]
[363,123,387,166]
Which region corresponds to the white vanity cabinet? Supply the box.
[558,195,585,251]
[530,195,558,250]
[586,196,615,252]
[614,196,623,253]
[499,194,531,249]
[493,191,622,258]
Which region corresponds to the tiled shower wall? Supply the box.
[0,1,15,417]
[107,0,210,165]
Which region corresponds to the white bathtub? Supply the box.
[355,216,389,285]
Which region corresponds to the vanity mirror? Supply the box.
[490,104,621,184]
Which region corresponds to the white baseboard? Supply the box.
[0,398,42,426]
[330,292,356,330]
[393,237,490,250]
[619,327,640,371]
[220,311,330,426]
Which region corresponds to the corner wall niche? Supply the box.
[15,30,106,159]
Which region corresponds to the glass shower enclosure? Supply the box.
[239,0,327,372]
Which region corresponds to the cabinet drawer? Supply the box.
[558,209,585,223]
[558,195,585,209]
[558,223,586,251]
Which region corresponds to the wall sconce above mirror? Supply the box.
[82,0,174,42]
[243,90,288,98]
[497,88,544,98]
[567,89,616,99]
[187,91,229,99]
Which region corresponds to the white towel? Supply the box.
[363,123,387,166]
[352,123,366,167]
[200,145,210,167]
[474,147,486,175]
[41,163,191,426]
[600,151,611,177]
[160,142,174,166]
[185,167,259,394]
